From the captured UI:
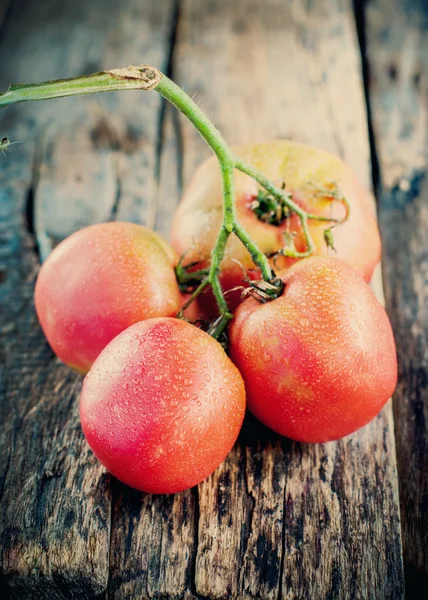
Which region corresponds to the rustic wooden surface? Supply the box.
[1,0,424,597]
[364,0,428,594]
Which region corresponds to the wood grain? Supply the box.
[364,0,428,592]
[0,129,112,598]
[0,0,408,598]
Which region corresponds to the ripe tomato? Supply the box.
[80,318,246,494]
[35,222,182,374]
[180,292,209,323]
[229,257,397,443]
[171,140,381,313]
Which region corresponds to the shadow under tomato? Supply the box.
[237,410,294,454]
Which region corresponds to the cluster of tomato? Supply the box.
[35,141,397,494]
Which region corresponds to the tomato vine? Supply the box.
[0,64,349,339]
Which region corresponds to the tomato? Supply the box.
[229,257,397,443]
[80,318,246,494]
[171,140,381,313]
[35,222,181,374]
[180,292,210,323]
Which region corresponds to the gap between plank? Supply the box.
[153,0,183,232]
[0,0,13,46]
[352,0,381,196]
[25,136,44,262]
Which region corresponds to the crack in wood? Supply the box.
[25,135,44,261]
[0,0,13,45]
[277,481,287,600]
[188,486,201,600]
[154,0,182,235]
[238,449,256,596]
[353,0,381,195]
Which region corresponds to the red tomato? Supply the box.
[180,292,210,323]
[171,141,381,313]
[80,318,246,494]
[35,222,181,374]
[229,257,397,443]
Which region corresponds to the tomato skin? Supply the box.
[171,141,381,310]
[35,222,181,374]
[180,292,210,322]
[229,257,397,443]
[80,318,246,494]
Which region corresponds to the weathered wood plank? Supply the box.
[0,122,113,598]
[0,1,407,599]
[169,0,404,598]
[0,0,176,598]
[108,484,198,600]
[364,0,428,592]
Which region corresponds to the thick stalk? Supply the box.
[156,76,235,167]
[0,66,161,106]
[156,76,277,333]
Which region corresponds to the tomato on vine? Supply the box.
[35,222,182,374]
[1,63,399,491]
[229,257,397,443]
[172,141,381,314]
[80,318,246,494]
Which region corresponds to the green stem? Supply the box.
[156,77,276,333]
[208,225,232,315]
[156,76,234,166]
[233,223,274,282]
[219,161,236,233]
[235,157,317,258]
[155,76,280,333]
[235,158,306,218]
[177,279,210,317]
[0,63,348,338]
[0,66,161,107]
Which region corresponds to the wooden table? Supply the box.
[0,0,426,598]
